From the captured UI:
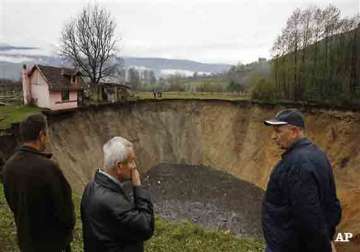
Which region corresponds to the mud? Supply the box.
[142,163,264,238]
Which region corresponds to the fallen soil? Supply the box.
[142,163,264,238]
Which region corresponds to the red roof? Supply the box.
[28,65,83,91]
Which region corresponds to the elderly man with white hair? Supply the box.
[81,136,154,252]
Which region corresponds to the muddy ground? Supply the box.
[141,163,264,238]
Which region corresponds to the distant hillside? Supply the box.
[0,62,24,81]
[0,46,38,51]
[0,45,231,80]
[122,57,231,75]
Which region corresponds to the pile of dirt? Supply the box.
[142,163,264,238]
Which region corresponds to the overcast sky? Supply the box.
[0,0,359,64]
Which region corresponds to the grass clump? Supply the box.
[0,183,18,251]
[0,105,41,130]
[145,217,264,252]
[136,91,249,101]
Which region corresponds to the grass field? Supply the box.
[0,185,264,252]
[136,91,249,101]
[0,105,41,130]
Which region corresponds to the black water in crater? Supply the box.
[142,164,264,238]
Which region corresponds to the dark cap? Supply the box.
[264,109,305,128]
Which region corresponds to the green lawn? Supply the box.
[0,105,41,130]
[0,185,264,252]
[146,218,264,252]
[0,183,18,251]
[136,91,249,101]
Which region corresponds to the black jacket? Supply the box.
[2,145,75,252]
[262,138,341,252]
[81,171,154,252]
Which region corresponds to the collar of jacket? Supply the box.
[281,137,311,159]
[18,145,53,159]
[94,170,131,201]
[98,168,125,188]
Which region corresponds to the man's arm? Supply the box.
[114,187,154,241]
[110,168,154,242]
[326,158,342,239]
[48,162,76,231]
[288,164,331,251]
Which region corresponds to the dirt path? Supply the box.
[142,163,264,238]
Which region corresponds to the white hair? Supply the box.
[103,136,133,171]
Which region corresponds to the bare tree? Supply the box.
[338,15,359,33]
[283,8,302,99]
[60,4,119,84]
[322,5,340,78]
[300,9,314,54]
[350,19,360,96]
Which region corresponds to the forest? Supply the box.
[252,5,360,105]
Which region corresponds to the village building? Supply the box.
[99,82,132,103]
[22,64,83,110]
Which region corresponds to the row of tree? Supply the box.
[116,68,157,89]
[266,5,360,103]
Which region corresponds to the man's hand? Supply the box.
[131,168,141,186]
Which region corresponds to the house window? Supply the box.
[62,89,69,101]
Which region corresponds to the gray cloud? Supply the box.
[0,0,358,64]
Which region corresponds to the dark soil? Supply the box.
[142,163,264,238]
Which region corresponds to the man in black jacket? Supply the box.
[81,136,154,252]
[262,109,341,252]
[2,114,75,252]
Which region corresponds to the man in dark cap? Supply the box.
[2,114,75,252]
[262,108,341,252]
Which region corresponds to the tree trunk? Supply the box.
[350,25,360,98]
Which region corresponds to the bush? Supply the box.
[250,75,277,101]
[226,81,246,93]
[167,82,186,92]
[196,80,225,92]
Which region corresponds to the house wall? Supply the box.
[22,68,31,104]
[26,68,79,110]
[71,75,81,87]
[49,91,78,110]
[30,70,51,108]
